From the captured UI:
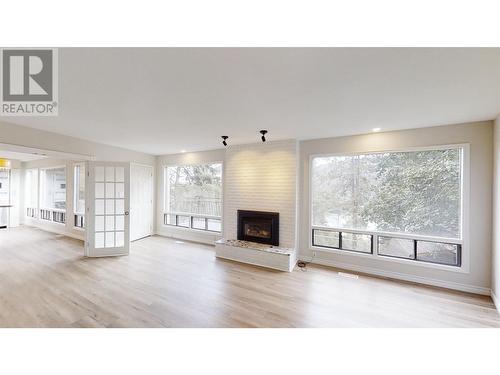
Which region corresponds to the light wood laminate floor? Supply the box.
[1,226,499,328]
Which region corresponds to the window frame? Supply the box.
[24,168,39,218]
[73,162,86,229]
[0,168,11,205]
[162,161,224,234]
[73,163,85,215]
[312,228,374,255]
[308,143,470,273]
[39,165,67,225]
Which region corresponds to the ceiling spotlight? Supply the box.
[372,127,381,132]
[221,136,229,146]
[260,130,268,142]
[181,150,186,153]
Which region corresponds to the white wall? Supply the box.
[223,140,298,248]
[0,120,155,165]
[7,160,22,169]
[156,149,225,244]
[299,121,493,294]
[492,114,500,308]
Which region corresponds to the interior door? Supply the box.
[85,161,130,257]
[130,163,153,241]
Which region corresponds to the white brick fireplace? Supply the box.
[223,140,298,249]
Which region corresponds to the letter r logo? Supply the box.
[2,49,53,102]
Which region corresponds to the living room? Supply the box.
[1,2,500,374]
[1,48,499,324]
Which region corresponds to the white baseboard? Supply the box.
[491,290,500,314]
[300,255,491,296]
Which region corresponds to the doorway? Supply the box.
[130,163,154,241]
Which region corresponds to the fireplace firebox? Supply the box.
[237,210,279,246]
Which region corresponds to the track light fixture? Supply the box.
[260,130,268,142]
[221,136,228,147]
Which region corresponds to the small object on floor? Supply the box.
[297,252,315,271]
[297,260,308,270]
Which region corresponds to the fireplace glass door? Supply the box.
[244,219,272,240]
[237,210,279,246]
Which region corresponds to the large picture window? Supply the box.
[311,146,464,266]
[40,166,67,224]
[164,163,222,232]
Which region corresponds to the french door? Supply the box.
[85,161,130,257]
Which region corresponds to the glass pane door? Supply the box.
[85,162,130,257]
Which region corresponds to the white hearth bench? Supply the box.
[215,239,296,272]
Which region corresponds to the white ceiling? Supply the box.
[4,48,500,155]
[0,150,46,162]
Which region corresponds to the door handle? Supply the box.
[125,211,129,216]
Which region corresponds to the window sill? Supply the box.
[310,245,469,274]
